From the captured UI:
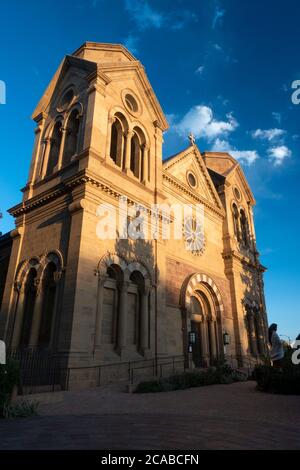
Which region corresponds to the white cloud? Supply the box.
[124,35,139,54]
[195,65,205,75]
[165,113,177,126]
[211,138,259,165]
[212,6,225,29]
[125,0,164,30]
[252,128,286,142]
[124,0,197,31]
[213,43,222,51]
[175,105,238,141]
[169,10,198,31]
[230,150,259,165]
[268,146,291,166]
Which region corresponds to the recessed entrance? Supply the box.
[182,273,224,368]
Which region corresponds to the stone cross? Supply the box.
[188,133,195,145]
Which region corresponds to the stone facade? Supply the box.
[0,43,268,388]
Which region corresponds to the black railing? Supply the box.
[6,348,266,395]
[7,348,68,393]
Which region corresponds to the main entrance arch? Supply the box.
[181,273,224,367]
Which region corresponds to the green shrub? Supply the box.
[3,400,39,418]
[0,360,20,418]
[134,380,164,393]
[135,363,247,393]
[253,360,300,395]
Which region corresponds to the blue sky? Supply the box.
[0,0,299,340]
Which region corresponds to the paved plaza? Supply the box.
[0,381,299,450]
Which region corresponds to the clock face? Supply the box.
[183,216,205,256]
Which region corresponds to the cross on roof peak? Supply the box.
[188,133,195,146]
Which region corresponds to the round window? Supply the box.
[234,187,241,201]
[58,89,74,111]
[187,171,197,188]
[125,93,139,113]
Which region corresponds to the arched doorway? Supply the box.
[181,273,224,368]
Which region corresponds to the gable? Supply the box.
[202,152,237,176]
[226,166,255,205]
[203,151,255,205]
[32,55,97,120]
[163,146,224,211]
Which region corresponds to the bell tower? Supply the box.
[1,43,169,374]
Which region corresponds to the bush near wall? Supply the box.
[253,348,300,395]
[0,360,20,418]
[135,362,247,394]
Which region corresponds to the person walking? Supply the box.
[268,323,284,368]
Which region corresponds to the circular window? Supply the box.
[233,186,241,201]
[183,216,205,256]
[57,89,74,112]
[187,171,197,188]
[124,93,139,113]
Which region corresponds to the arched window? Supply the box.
[62,109,80,166]
[47,121,62,175]
[19,268,37,348]
[130,127,146,180]
[38,263,57,348]
[109,113,127,168]
[128,271,145,350]
[102,265,122,346]
[232,203,240,240]
[240,209,249,246]
[130,132,140,178]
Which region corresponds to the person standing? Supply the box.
[268,324,284,367]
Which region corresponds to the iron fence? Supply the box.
[6,348,266,395]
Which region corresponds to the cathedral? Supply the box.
[0,42,268,389]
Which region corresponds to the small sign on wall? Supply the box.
[0,340,6,365]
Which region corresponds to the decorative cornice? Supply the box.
[163,172,225,219]
[222,249,267,272]
[9,170,164,219]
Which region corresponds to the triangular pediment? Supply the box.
[33,42,168,130]
[203,151,255,205]
[226,165,256,205]
[163,145,224,211]
[32,55,97,120]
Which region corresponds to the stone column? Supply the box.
[140,287,150,354]
[106,116,115,159]
[124,131,133,175]
[118,281,128,353]
[40,137,51,179]
[209,320,217,359]
[56,127,67,171]
[28,113,46,188]
[201,319,209,363]
[94,274,106,349]
[142,144,149,184]
[10,284,25,349]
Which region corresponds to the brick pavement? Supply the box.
[0,382,299,450]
